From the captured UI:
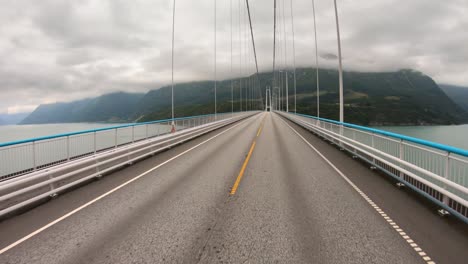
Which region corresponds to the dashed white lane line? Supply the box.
[0,115,257,256]
[280,117,435,264]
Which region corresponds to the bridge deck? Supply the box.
[0,113,467,263]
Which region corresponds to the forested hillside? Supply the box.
[21,69,468,126]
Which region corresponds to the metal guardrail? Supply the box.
[278,111,468,223]
[0,111,258,218]
[0,112,243,181]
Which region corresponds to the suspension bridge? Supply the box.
[0,1,467,263]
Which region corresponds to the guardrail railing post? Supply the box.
[94,132,97,154]
[145,124,148,139]
[132,126,135,143]
[399,139,404,179]
[443,153,451,206]
[352,130,357,154]
[67,136,70,161]
[114,129,118,149]
[371,133,376,164]
[32,141,37,171]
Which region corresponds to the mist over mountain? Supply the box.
[0,112,30,125]
[440,84,468,113]
[21,92,144,124]
[21,68,468,126]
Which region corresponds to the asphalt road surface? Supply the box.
[0,112,466,263]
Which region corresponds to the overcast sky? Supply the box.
[0,0,467,114]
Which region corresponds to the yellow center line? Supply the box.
[256,124,263,137]
[230,141,256,195]
[230,115,266,195]
[256,115,267,137]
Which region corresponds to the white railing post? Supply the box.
[94,132,97,154]
[132,126,135,143]
[32,141,37,171]
[371,133,376,164]
[67,136,70,161]
[399,139,404,179]
[145,124,149,139]
[443,153,451,206]
[114,129,118,149]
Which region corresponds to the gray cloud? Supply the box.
[0,0,467,114]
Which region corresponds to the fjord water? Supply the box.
[376,124,468,150]
[0,123,467,151]
[0,123,127,144]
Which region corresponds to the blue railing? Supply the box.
[293,113,468,157]
[0,111,248,180]
[280,111,468,223]
[0,112,224,148]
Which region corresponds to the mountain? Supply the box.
[21,69,468,126]
[0,112,30,125]
[439,84,468,112]
[21,92,144,124]
[289,68,468,125]
[135,68,468,125]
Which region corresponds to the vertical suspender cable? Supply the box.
[231,0,234,115]
[170,0,176,131]
[247,16,249,112]
[242,1,246,110]
[290,0,297,114]
[246,10,249,111]
[245,2,249,111]
[277,1,281,111]
[334,0,344,122]
[281,0,288,112]
[279,0,284,111]
[214,0,217,118]
[272,0,277,110]
[239,0,243,111]
[312,0,320,118]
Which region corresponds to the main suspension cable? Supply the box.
[245,0,259,75]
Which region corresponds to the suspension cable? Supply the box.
[278,0,283,111]
[231,0,234,115]
[245,5,249,111]
[312,0,320,118]
[272,0,277,103]
[245,0,259,75]
[333,0,344,122]
[171,0,176,127]
[239,0,243,111]
[245,0,264,109]
[281,0,288,112]
[289,0,297,114]
[214,0,217,118]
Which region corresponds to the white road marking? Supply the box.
[280,116,435,264]
[0,115,257,255]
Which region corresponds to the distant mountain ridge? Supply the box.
[21,92,144,124]
[440,84,468,112]
[21,69,468,126]
[0,112,30,125]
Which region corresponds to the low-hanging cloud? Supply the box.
[0,0,467,113]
